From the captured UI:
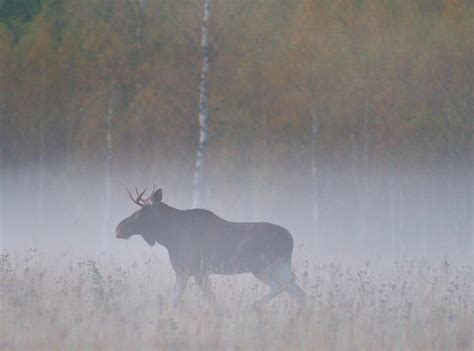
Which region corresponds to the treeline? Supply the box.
[0,0,472,257]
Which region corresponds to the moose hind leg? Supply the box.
[287,277,306,309]
[253,260,306,309]
[252,268,285,308]
[274,260,307,308]
[253,278,284,309]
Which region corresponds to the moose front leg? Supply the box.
[173,272,190,306]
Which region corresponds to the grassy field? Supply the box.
[1,249,473,350]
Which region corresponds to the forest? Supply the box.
[0,0,472,258]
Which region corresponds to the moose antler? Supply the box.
[128,185,157,206]
[135,185,156,205]
[127,187,148,207]
[143,184,156,204]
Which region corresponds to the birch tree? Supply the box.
[0,27,8,248]
[0,71,4,248]
[288,2,325,244]
[131,0,147,155]
[26,14,52,247]
[192,0,211,208]
[471,130,473,259]
[101,79,115,246]
[310,105,320,234]
[37,59,46,244]
[351,97,371,249]
[361,99,370,237]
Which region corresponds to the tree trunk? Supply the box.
[389,175,397,252]
[471,132,473,259]
[398,175,406,253]
[65,85,76,171]
[37,61,46,247]
[192,0,211,208]
[445,106,457,255]
[311,107,320,243]
[363,102,369,174]
[350,121,364,250]
[102,79,115,246]
[134,0,146,154]
[361,100,370,249]
[259,67,268,154]
[0,72,4,248]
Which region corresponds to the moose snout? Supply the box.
[115,225,125,238]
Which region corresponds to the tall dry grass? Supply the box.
[1,249,473,350]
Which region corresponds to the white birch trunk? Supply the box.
[389,177,397,251]
[398,178,405,238]
[134,0,146,154]
[65,82,75,170]
[0,72,4,249]
[311,107,320,238]
[350,123,364,248]
[361,101,369,246]
[363,103,369,172]
[420,179,428,258]
[445,107,456,252]
[102,79,115,246]
[37,61,46,247]
[192,0,211,208]
[65,110,73,169]
[469,116,474,259]
[259,71,268,154]
[262,110,268,151]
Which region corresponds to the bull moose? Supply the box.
[116,187,306,309]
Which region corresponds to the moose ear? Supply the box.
[151,188,163,204]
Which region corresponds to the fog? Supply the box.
[1,159,472,264]
[1,160,473,350]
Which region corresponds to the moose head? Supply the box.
[115,186,163,241]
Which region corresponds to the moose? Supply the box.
[116,187,306,309]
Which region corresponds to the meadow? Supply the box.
[1,249,472,350]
